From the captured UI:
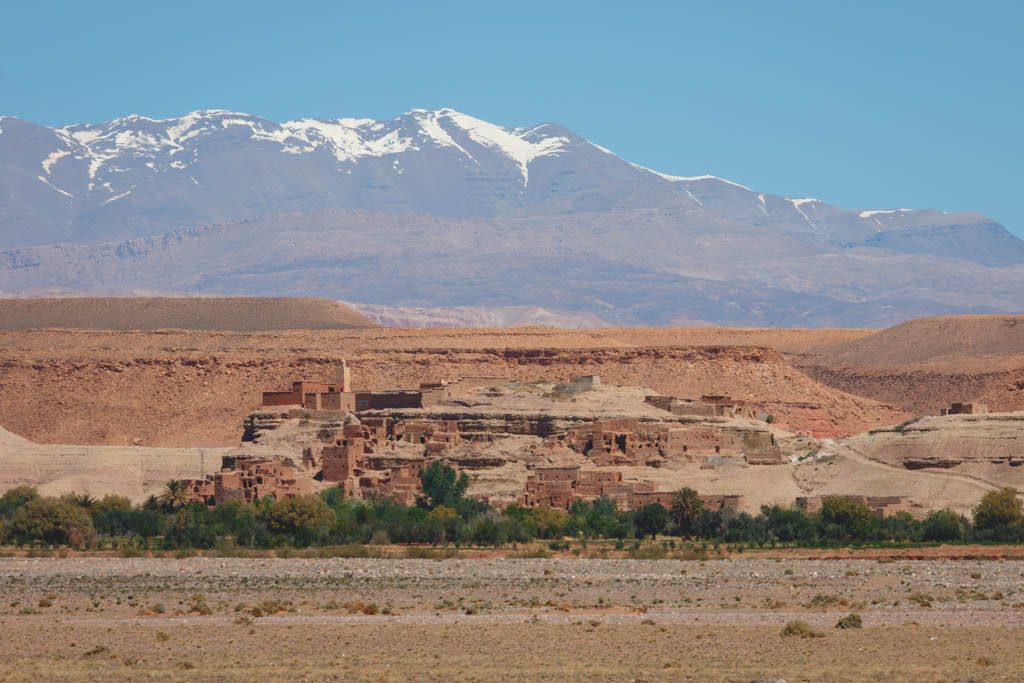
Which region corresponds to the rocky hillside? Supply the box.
[792,315,1024,416]
[0,326,906,447]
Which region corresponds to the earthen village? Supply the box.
[181,362,912,517]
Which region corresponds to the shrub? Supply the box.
[835,613,863,629]
[781,620,824,638]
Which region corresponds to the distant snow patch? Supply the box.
[787,198,819,226]
[37,176,73,198]
[757,193,769,216]
[859,209,913,218]
[41,149,71,175]
[632,164,754,191]
[103,190,131,204]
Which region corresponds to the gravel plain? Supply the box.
[2,556,1024,680]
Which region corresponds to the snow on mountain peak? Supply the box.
[439,110,569,184]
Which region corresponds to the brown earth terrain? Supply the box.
[0,324,902,448]
[792,314,1024,416]
[0,556,1021,681]
[0,297,376,331]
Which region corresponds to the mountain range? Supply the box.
[1,108,1022,326]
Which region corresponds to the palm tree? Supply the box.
[669,488,704,539]
[157,480,189,511]
[68,493,97,511]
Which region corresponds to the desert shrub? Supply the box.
[781,620,824,638]
[402,546,458,559]
[908,592,933,608]
[807,594,846,608]
[628,543,668,560]
[835,613,863,629]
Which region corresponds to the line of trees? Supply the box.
[1,466,1022,550]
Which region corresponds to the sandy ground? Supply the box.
[2,555,1024,680]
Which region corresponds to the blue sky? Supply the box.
[3,1,1022,234]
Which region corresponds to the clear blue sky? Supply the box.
[3,1,1022,234]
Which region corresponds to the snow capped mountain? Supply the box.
[1,107,1022,326]
[34,108,575,195]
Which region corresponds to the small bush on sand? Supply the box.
[835,613,863,629]
[781,620,824,638]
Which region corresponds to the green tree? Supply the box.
[0,486,39,519]
[7,497,97,548]
[820,498,872,529]
[320,486,344,510]
[922,508,966,542]
[527,505,568,539]
[634,503,669,539]
[262,495,334,535]
[669,488,704,538]
[157,480,190,511]
[973,487,1024,530]
[94,494,133,516]
[63,493,97,511]
[416,461,469,510]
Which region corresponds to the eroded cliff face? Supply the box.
[0,426,229,503]
[0,328,909,448]
[840,413,1024,500]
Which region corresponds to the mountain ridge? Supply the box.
[1,108,1022,326]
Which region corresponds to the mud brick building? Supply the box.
[183,455,312,505]
[796,494,910,517]
[941,402,989,416]
[521,465,742,512]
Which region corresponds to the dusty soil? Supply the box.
[0,297,376,331]
[1,555,1022,681]
[792,314,1024,416]
[0,326,905,447]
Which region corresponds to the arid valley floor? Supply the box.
[3,554,1024,681]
